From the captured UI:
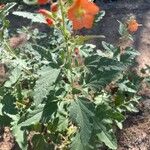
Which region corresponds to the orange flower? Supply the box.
[38,0,49,5]
[67,0,100,30]
[127,19,140,32]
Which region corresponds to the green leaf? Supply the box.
[0,103,3,115]
[94,121,117,150]
[97,130,117,150]
[120,47,139,65]
[33,67,60,106]
[84,55,125,89]
[95,11,105,23]
[31,134,52,150]
[9,115,27,150]
[4,67,21,88]
[23,0,37,5]
[80,44,96,57]
[71,132,86,150]
[69,98,95,147]
[118,21,127,36]
[1,3,16,16]
[41,101,58,123]
[13,11,45,23]
[124,103,138,113]
[85,70,120,90]
[85,55,124,72]
[0,115,11,126]
[118,83,136,93]
[102,41,116,52]
[114,92,125,106]
[2,93,17,115]
[19,104,44,127]
[57,115,68,132]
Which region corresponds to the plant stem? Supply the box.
[59,0,70,63]
[59,0,74,89]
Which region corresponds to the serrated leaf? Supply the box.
[41,101,58,123]
[97,130,117,150]
[33,67,60,106]
[124,103,138,113]
[85,55,125,72]
[13,11,45,23]
[95,11,105,23]
[2,93,17,115]
[19,104,44,127]
[71,132,86,150]
[23,0,37,5]
[118,21,127,36]
[115,120,123,129]
[120,47,139,65]
[31,134,52,150]
[1,3,16,16]
[11,115,27,150]
[84,55,125,89]
[101,41,120,58]
[12,125,27,150]
[94,121,117,150]
[57,115,68,132]
[69,98,95,147]
[118,83,136,93]
[4,67,21,88]
[102,41,116,52]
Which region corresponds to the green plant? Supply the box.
[0,1,144,150]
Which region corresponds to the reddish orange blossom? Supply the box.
[67,0,100,30]
[127,19,140,32]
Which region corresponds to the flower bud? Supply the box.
[74,48,79,55]
[46,18,54,26]
[37,9,53,18]
[50,2,58,12]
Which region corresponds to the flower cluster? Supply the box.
[38,0,100,30]
[38,0,59,26]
